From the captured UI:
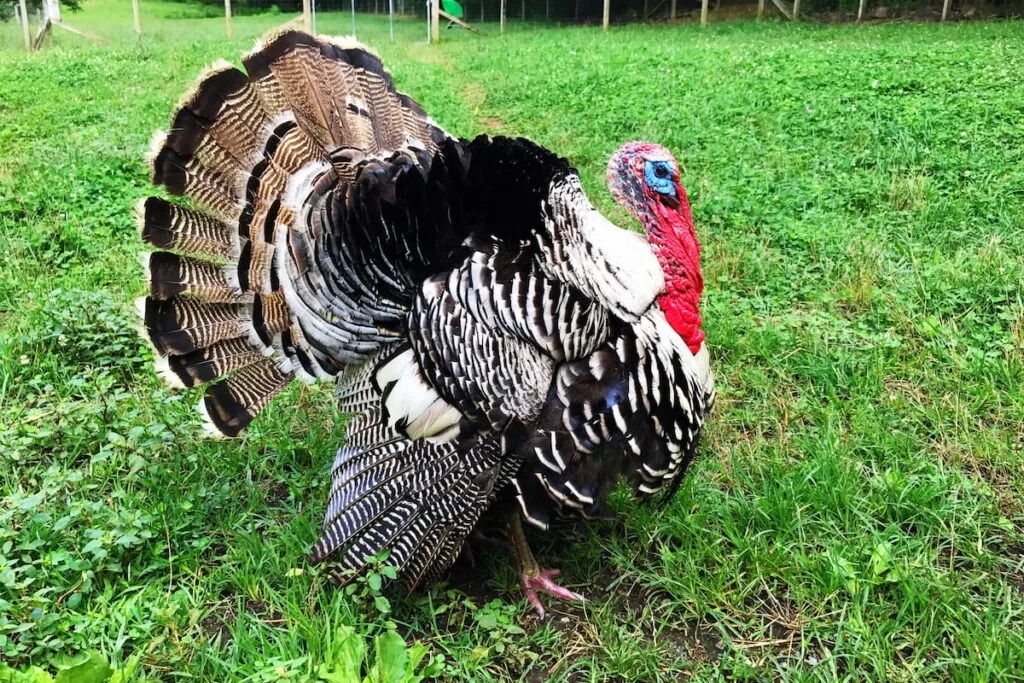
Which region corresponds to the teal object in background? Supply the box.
[441,0,465,18]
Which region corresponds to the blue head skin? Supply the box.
[643,159,678,198]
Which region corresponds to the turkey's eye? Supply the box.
[654,165,669,179]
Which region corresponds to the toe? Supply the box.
[524,589,547,620]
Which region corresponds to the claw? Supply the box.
[519,567,585,620]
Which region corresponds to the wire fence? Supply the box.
[1,0,1020,53]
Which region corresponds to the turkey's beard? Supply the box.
[643,189,705,355]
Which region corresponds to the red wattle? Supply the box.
[646,185,705,355]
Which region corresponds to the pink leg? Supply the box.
[508,514,584,620]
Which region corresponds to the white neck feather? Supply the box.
[539,176,664,322]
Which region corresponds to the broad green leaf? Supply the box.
[367,631,408,683]
[317,625,366,683]
[54,652,112,683]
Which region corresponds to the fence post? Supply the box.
[500,0,506,32]
[131,0,141,35]
[757,0,764,20]
[700,0,707,25]
[941,0,951,21]
[224,0,233,38]
[792,0,800,19]
[18,0,31,50]
[857,0,866,20]
[670,0,676,18]
[431,0,440,40]
[602,0,609,29]
[303,0,311,30]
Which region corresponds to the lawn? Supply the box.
[1,2,1022,680]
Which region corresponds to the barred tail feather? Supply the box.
[139,30,449,437]
[199,359,292,436]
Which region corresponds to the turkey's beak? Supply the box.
[659,192,681,211]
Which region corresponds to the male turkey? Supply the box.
[139,30,714,618]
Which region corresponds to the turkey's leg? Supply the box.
[508,513,584,619]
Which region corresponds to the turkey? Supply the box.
[139,30,715,618]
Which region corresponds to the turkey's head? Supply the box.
[606,142,705,354]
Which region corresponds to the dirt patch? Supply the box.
[462,82,485,107]
[461,83,509,132]
[405,44,454,69]
[934,440,1021,518]
[659,621,724,664]
[1004,540,1024,594]
[261,478,292,508]
[200,601,238,647]
[480,117,507,131]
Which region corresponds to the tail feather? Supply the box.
[142,298,246,355]
[164,338,265,388]
[144,252,249,303]
[139,30,449,437]
[199,359,292,436]
[139,197,237,261]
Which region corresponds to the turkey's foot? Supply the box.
[518,567,584,620]
[508,514,584,620]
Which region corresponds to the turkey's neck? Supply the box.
[641,190,705,354]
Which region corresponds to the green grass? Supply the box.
[2,2,1023,680]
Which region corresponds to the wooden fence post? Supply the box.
[670,0,676,19]
[131,0,141,35]
[303,0,311,30]
[792,0,800,19]
[18,0,31,50]
[700,0,708,25]
[941,0,951,21]
[224,0,233,38]
[500,0,506,32]
[431,0,440,40]
[602,0,609,29]
[757,0,764,20]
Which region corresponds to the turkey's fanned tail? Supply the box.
[138,30,448,436]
